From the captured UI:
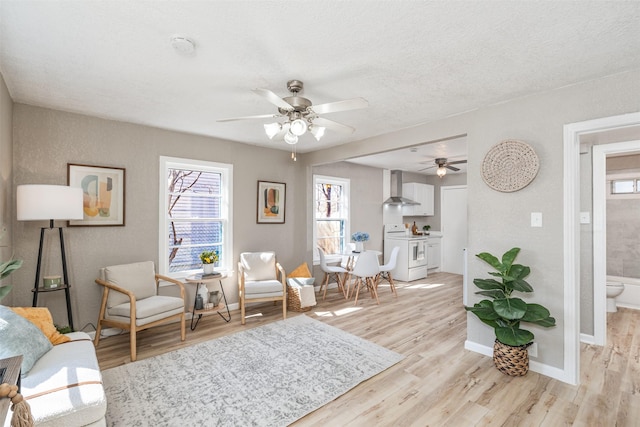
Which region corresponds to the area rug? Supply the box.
[101,315,404,426]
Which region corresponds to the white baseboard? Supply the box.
[464,340,571,384]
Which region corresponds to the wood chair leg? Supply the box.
[353,278,362,305]
[130,326,137,362]
[388,273,398,297]
[241,298,246,325]
[94,288,109,348]
[322,273,331,300]
[180,312,186,341]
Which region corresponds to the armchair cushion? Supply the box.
[240,252,277,281]
[107,295,185,320]
[244,279,284,298]
[104,261,158,308]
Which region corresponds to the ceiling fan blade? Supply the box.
[418,165,437,171]
[447,160,467,165]
[252,88,294,111]
[217,113,283,122]
[313,117,355,134]
[445,165,461,171]
[311,97,369,115]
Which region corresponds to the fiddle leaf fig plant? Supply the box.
[0,258,23,302]
[465,247,556,347]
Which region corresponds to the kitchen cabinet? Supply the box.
[427,237,441,270]
[402,182,434,216]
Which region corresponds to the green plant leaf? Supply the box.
[496,326,534,347]
[465,300,500,328]
[0,259,22,280]
[476,252,502,271]
[476,289,506,299]
[493,297,527,320]
[509,264,530,280]
[0,285,12,301]
[521,303,551,322]
[501,247,520,272]
[473,278,504,291]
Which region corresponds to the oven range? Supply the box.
[383,224,428,282]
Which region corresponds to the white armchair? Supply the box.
[238,252,287,325]
[94,261,186,361]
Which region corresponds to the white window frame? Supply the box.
[159,156,233,278]
[313,174,350,264]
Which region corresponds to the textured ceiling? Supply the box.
[1,1,639,158]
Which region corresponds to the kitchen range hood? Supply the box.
[383,170,419,205]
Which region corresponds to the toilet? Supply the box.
[606,280,625,312]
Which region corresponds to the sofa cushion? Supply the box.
[10,307,71,345]
[15,332,107,427]
[244,279,283,297]
[107,295,184,319]
[104,261,157,308]
[240,252,277,281]
[0,305,52,376]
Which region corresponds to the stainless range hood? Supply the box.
[383,170,419,205]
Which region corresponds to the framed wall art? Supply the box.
[257,180,286,224]
[67,163,125,226]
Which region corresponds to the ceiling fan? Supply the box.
[217,80,368,148]
[420,158,467,177]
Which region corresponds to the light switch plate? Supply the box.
[531,212,543,227]
[580,212,591,224]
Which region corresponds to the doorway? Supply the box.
[592,140,640,346]
[441,185,467,274]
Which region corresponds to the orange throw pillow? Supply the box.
[288,262,312,278]
[10,307,71,345]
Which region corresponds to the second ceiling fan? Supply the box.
[420,158,467,177]
[218,79,368,145]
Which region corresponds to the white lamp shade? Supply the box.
[17,185,83,221]
[436,166,447,177]
[289,119,308,136]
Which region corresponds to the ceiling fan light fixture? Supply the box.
[290,118,308,136]
[436,166,447,177]
[310,125,326,141]
[264,122,282,139]
[284,131,298,145]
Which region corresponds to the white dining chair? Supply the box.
[377,246,399,297]
[318,248,348,299]
[350,250,380,305]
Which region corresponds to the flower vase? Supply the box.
[203,263,215,275]
[355,241,364,253]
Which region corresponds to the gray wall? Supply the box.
[304,69,640,370]
[11,104,307,330]
[0,72,14,304]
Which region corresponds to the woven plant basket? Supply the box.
[493,340,530,376]
[286,284,312,312]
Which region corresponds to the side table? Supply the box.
[1,355,23,425]
[185,272,231,330]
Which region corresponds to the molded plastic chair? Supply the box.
[377,246,399,297]
[318,248,348,299]
[94,261,186,361]
[350,251,380,305]
[238,251,287,325]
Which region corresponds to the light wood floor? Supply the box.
[95,272,640,426]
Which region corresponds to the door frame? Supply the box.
[563,111,640,385]
[592,139,640,346]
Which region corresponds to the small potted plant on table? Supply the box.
[199,249,219,275]
[465,247,556,376]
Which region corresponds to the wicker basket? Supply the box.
[287,283,312,312]
[493,340,530,376]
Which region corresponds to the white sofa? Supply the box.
[3,332,106,427]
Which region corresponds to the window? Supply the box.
[313,175,350,262]
[611,179,636,194]
[159,157,233,277]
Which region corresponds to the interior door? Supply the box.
[441,186,467,274]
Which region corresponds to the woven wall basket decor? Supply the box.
[481,139,539,192]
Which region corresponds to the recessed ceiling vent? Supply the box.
[383,170,419,205]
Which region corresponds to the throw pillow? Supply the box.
[10,307,71,345]
[288,262,312,278]
[0,305,53,376]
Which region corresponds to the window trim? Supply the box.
[312,174,350,264]
[159,156,233,278]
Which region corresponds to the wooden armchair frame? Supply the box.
[94,273,186,361]
[238,259,287,325]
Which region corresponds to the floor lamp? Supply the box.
[17,184,83,330]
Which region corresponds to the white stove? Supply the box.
[384,224,428,282]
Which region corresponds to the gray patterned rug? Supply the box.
[102,315,404,426]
